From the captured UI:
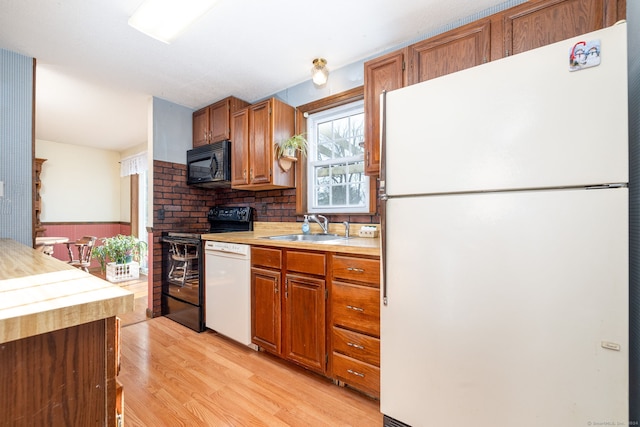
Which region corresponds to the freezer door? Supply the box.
[384,24,628,196]
[380,188,628,426]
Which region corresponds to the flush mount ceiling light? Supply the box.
[311,58,329,86]
[128,0,220,44]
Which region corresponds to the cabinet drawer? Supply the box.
[332,255,380,286]
[332,281,380,336]
[252,246,282,269]
[332,326,379,366]
[332,352,380,398]
[286,250,326,276]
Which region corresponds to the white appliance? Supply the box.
[204,240,255,347]
[380,24,628,427]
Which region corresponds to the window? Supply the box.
[306,100,369,213]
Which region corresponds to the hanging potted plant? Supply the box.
[276,133,308,171]
[92,234,147,282]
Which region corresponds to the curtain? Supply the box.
[120,152,147,177]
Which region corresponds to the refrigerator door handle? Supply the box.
[380,90,388,306]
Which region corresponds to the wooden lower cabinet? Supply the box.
[329,254,381,398]
[0,316,122,426]
[283,273,325,373]
[251,266,281,354]
[251,246,381,396]
[251,247,327,374]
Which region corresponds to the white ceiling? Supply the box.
[0,0,507,151]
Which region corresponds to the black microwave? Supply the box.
[186,140,232,188]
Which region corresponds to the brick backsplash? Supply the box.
[151,159,379,317]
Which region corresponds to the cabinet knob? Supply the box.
[346,305,364,312]
[347,267,365,273]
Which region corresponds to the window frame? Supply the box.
[294,86,376,215]
[306,100,369,214]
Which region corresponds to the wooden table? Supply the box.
[35,236,69,256]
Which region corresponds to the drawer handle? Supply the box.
[347,267,365,273]
[347,369,365,378]
[347,342,364,350]
[346,305,364,312]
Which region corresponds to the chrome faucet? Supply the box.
[308,214,328,234]
[343,221,350,238]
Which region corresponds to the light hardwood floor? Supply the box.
[118,317,383,426]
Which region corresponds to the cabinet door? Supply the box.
[364,49,406,176]
[208,99,231,143]
[231,109,250,186]
[249,100,273,185]
[502,0,623,57]
[408,19,491,85]
[251,267,281,353]
[283,274,326,374]
[193,107,209,147]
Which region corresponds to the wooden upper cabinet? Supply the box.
[193,96,249,148]
[231,98,296,190]
[502,0,625,57]
[192,108,209,147]
[408,19,491,85]
[363,49,407,176]
[231,108,250,186]
[249,100,272,186]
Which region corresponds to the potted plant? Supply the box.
[276,133,308,159]
[92,234,147,281]
[276,133,308,171]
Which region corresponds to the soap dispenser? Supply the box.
[302,215,310,234]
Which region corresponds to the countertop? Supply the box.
[202,222,381,257]
[0,239,134,344]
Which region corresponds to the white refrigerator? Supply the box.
[380,23,629,427]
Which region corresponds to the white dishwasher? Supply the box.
[204,240,254,347]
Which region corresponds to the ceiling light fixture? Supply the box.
[311,58,329,86]
[128,0,220,44]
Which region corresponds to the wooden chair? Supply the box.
[65,236,97,272]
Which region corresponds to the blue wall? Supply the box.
[0,49,33,245]
[152,97,193,163]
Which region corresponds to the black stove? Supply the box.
[160,206,253,332]
[207,206,253,233]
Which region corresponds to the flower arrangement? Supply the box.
[92,234,147,272]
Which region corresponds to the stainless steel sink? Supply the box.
[262,233,345,242]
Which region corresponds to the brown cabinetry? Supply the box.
[251,247,282,353]
[251,246,381,396]
[251,247,327,374]
[193,96,249,148]
[502,0,624,57]
[231,98,296,190]
[363,49,406,176]
[407,19,491,85]
[363,0,625,176]
[329,254,381,398]
[1,316,122,426]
